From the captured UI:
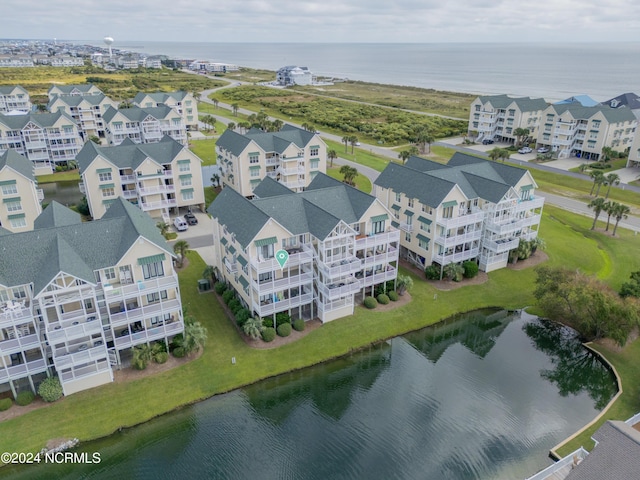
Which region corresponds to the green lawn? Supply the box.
[188,138,217,166]
[326,166,372,193]
[199,101,249,122]
[325,139,393,172]
[1,205,639,460]
[204,186,218,209]
[36,170,80,184]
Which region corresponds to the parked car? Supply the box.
[482,139,494,145]
[173,216,188,231]
[537,147,550,154]
[184,212,198,225]
[518,147,533,154]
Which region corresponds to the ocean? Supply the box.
[78,41,640,101]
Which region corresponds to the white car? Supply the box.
[518,147,533,154]
[537,147,550,154]
[173,217,188,231]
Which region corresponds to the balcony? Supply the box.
[435,210,485,230]
[318,257,362,279]
[250,246,314,274]
[47,318,102,344]
[434,229,482,248]
[399,222,414,233]
[355,229,400,250]
[140,198,177,210]
[360,246,399,267]
[120,174,136,183]
[265,157,279,166]
[484,237,520,253]
[358,267,397,287]
[485,214,541,235]
[224,257,238,275]
[252,272,313,295]
[318,278,362,301]
[135,170,173,179]
[0,333,40,355]
[109,298,181,327]
[514,196,545,212]
[137,184,175,196]
[277,165,300,176]
[0,305,33,326]
[102,275,179,299]
[59,358,111,383]
[54,344,108,369]
[433,247,480,265]
[24,139,47,149]
[255,292,313,316]
[279,178,306,189]
[37,188,44,201]
[113,320,183,349]
[0,358,47,382]
[122,189,137,199]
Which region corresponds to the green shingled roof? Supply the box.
[251,176,293,198]
[133,91,189,106]
[102,105,176,124]
[0,149,35,182]
[550,102,636,124]
[0,111,77,130]
[47,92,112,110]
[477,94,548,112]
[216,123,316,157]
[34,201,82,229]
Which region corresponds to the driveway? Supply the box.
[609,167,640,184]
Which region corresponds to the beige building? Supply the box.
[77,135,205,221]
[216,124,327,197]
[103,106,187,147]
[0,111,83,174]
[627,130,640,168]
[0,198,184,398]
[208,174,399,323]
[133,91,199,131]
[469,94,548,144]
[374,153,544,273]
[48,93,118,141]
[0,86,31,114]
[0,149,43,232]
[536,102,637,160]
[48,84,104,100]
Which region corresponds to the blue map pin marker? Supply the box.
[275,249,289,269]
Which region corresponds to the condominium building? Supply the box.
[208,174,399,323]
[0,198,184,398]
[48,93,118,141]
[535,102,637,160]
[216,124,327,197]
[77,135,204,220]
[276,66,313,86]
[0,149,43,232]
[133,91,199,131]
[48,84,104,100]
[0,55,34,68]
[0,86,31,114]
[102,106,187,146]
[49,56,84,67]
[0,111,83,174]
[374,153,544,273]
[627,131,640,168]
[469,94,548,144]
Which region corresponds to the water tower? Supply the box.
[103,36,114,58]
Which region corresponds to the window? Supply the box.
[178,162,191,172]
[260,244,274,259]
[259,272,273,283]
[142,261,164,279]
[420,222,431,233]
[395,192,401,202]
[310,147,319,156]
[9,217,26,229]
[475,105,480,112]
[180,176,192,186]
[250,169,260,178]
[98,172,112,182]
[5,200,21,212]
[147,290,168,303]
[182,190,194,201]
[249,154,259,164]
[372,220,385,234]
[407,198,414,208]
[418,238,429,250]
[101,188,115,197]
[421,204,432,214]
[442,206,453,219]
[310,159,319,169]
[1,184,17,195]
[508,109,515,117]
[592,120,601,129]
[104,268,117,280]
[405,232,411,242]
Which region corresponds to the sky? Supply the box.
[2,0,639,43]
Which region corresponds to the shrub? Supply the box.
[261,327,276,342]
[377,293,390,305]
[228,298,241,313]
[388,290,399,301]
[0,398,12,411]
[277,322,292,337]
[262,317,274,328]
[172,346,186,358]
[222,289,235,304]
[424,264,440,280]
[132,357,147,370]
[16,391,35,406]
[462,261,479,279]
[292,318,305,331]
[152,341,168,354]
[214,282,227,294]
[235,308,250,327]
[363,296,377,309]
[37,377,63,402]
[154,351,169,364]
[276,312,291,326]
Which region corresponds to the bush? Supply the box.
[388,290,399,301]
[363,296,377,309]
[132,357,147,370]
[37,377,63,402]
[277,323,292,337]
[276,312,291,326]
[222,289,235,304]
[172,346,186,358]
[235,308,250,327]
[261,327,276,342]
[377,293,390,305]
[462,261,479,279]
[154,351,169,364]
[262,317,274,328]
[292,318,305,332]
[16,391,35,406]
[0,398,12,411]
[228,298,241,314]
[424,264,440,280]
[214,282,227,294]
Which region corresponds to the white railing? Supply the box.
[254,292,313,316]
[434,229,482,248]
[120,174,136,183]
[317,279,361,300]
[514,196,545,212]
[47,320,102,344]
[109,299,181,327]
[140,198,177,210]
[0,306,33,325]
[355,229,400,250]
[318,257,362,278]
[252,272,313,295]
[54,345,108,369]
[524,447,588,480]
[277,166,299,176]
[59,308,98,324]
[360,267,397,287]
[123,189,137,199]
[485,214,541,235]
[317,297,353,314]
[137,184,175,195]
[0,358,47,382]
[279,178,305,189]
[435,210,485,229]
[59,359,111,383]
[0,333,40,353]
[433,247,480,265]
[37,188,44,201]
[250,247,313,273]
[483,237,520,253]
[265,157,279,166]
[103,275,178,299]
[113,321,183,349]
[360,247,399,267]
[399,223,414,233]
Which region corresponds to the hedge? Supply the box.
[154,352,169,364]
[277,323,292,337]
[388,290,399,301]
[377,294,390,305]
[16,391,35,407]
[363,296,377,309]
[292,318,305,332]
[262,327,276,342]
[37,377,63,403]
[0,398,12,411]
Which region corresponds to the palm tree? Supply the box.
[396,275,414,295]
[156,221,170,238]
[488,147,502,162]
[341,136,350,153]
[398,150,411,164]
[603,201,616,232]
[173,240,189,268]
[226,122,236,131]
[600,146,614,163]
[132,343,153,370]
[327,149,337,167]
[498,148,510,162]
[612,203,631,236]
[414,129,433,154]
[272,119,283,131]
[183,321,208,355]
[339,165,358,186]
[231,103,239,116]
[212,98,219,109]
[349,136,359,154]
[604,173,620,199]
[238,121,251,133]
[513,127,530,147]
[210,173,220,188]
[444,263,465,282]
[589,170,605,196]
[243,316,264,340]
[192,91,201,103]
[588,197,607,230]
[202,265,217,286]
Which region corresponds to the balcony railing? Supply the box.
[137,184,175,195]
[120,174,136,183]
[359,267,397,287]
[122,189,137,199]
[484,237,520,253]
[113,321,184,349]
[252,272,313,295]
[433,247,480,265]
[0,358,47,382]
[59,359,111,383]
[514,196,544,212]
[317,278,361,301]
[103,275,178,299]
[140,198,177,210]
[434,229,482,248]
[485,214,541,235]
[524,447,589,480]
[399,222,414,233]
[360,247,399,267]
[435,210,485,229]
[254,292,313,316]
[355,229,400,250]
[318,257,362,279]
[47,319,102,344]
[54,344,108,369]
[109,298,181,327]
[0,333,40,354]
[250,246,314,273]
[0,306,33,325]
